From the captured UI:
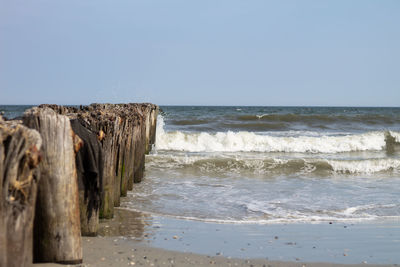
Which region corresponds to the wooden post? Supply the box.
[114,104,140,196]
[149,105,159,148]
[125,104,147,184]
[0,120,42,267]
[79,104,129,218]
[96,115,116,219]
[24,107,82,264]
[79,105,117,219]
[125,124,136,192]
[142,104,152,154]
[127,114,141,191]
[112,115,122,207]
[70,119,103,236]
[118,116,131,197]
[135,114,146,183]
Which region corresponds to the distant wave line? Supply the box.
[234,113,400,124]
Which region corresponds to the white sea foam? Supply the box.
[256,114,269,119]
[390,130,400,142]
[341,204,396,216]
[328,158,400,174]
[156,116,396,153]
[122,205,400,224]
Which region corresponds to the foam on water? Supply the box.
[156,115,399,153]
[147,154,400,175]
[125,176,400,224]
[328,158,400,174]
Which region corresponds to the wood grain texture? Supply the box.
[24,107,82,264]
[0,120,42,267]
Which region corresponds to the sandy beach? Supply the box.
[34,208,399,267]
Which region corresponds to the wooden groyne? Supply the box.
[0,103,158,266]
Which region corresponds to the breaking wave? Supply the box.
[147,154,400,175]
[156,116,400,153]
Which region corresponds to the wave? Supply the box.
[147,153,400,175]
[220,122,290,131]
[156,116,400,153]
[169,119,210,126]
[122,204,400,224]
[234,113,400,125]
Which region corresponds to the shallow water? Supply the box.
[103,208,400,264]
[124,106,400,225]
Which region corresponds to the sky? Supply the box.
[0,0,399,106]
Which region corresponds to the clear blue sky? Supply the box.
[1,0,399,106]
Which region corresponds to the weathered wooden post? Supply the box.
[129,104,147,184]
[0,120,42,267]
[79,105,117,218]
[142,104,152,154]
[124,124,136,192]
[111,115,122,207]
[149,105,159,148]
[70,118,103,236]
[24,107,82,264]
[126,111,141,191]
[88,104,122,210]
[113,104,139,197]
[117,113,131,198]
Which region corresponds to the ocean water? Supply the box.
[125,106,400,224]
[3,105,400,224]
[0,105,34,120]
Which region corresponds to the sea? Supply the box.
[129,106,400,225]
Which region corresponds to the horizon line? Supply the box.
[1,103,400,108]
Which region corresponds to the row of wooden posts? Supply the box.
[0,103,159,267]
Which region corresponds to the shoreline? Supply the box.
[34,208,399,267]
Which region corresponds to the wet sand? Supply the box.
[34,236,395,267]
[34,208,399,267]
